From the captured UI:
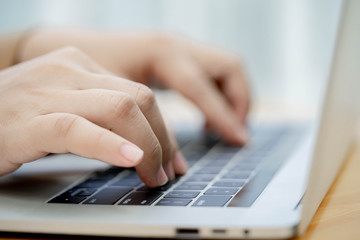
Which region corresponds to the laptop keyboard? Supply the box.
[48,125,303,207]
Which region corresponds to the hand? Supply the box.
[146,35,251,144]
[20,31,250,145]
[0,47,187,187]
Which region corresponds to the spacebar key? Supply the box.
[192,196,231,207]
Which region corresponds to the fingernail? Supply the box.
[156,167,169,186]
[164,161,175,181]
[173,151,188,175]
[119,144,143,164]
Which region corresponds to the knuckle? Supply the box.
[107,93,138,121]
[134,84,156,113]
[57,46,84,57]
[31,60,70,74]
[54,46,93,65]
[53,114,80,139]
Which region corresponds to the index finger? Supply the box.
[73,74,185,179]
[222,62,251,125]
[153,57,248,145]
[189,44,251,125]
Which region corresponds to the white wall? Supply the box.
[0,0,342,105]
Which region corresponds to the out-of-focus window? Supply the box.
[0,0,342,105]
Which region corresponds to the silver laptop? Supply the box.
[0,0,359,239]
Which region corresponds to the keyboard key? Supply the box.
[185,175,215,182]
[232,163,257,171]
[165,191,200,199]
[124,172,141,180]
[216,144,240,154]
[48,195,86,204]
[136,179,179,192]
[174,183,207,191]
[193,196,232,207]
[76,179,108,188]
[217,143,239,149]
[119,192,163,205]
[156,198,192,206]
[83,187,131,205]
[195,167,223,175]
[66,188,97,197]
[222,171,252,180]
[136,184,170,192]
[242,155,263,163]
[212,181,245,188]
[184,151,208,162]
[204,188,239,195]
[184,137,218,156]
[111,178,142,187]
[204,160,231,167]
[92,167,124,180]
[206,152,236,161]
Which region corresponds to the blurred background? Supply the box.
[0,0,342,108]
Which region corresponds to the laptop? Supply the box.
[0,0,359,239]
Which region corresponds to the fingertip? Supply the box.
[138,166,168,188]
[234,126,249,145]
[156,167,169,186]
[221,125,249,146]
[173,151,188,175]
[164,160,176,181]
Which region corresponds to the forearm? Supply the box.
[19,29,154,81]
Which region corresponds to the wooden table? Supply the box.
[293,134,360,240]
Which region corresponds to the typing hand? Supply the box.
[21,31,250,145]
[0,47,187,187]
[146,35,250,145]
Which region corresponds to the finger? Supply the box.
[164,120,188,175]
[185,42,251,127]
[153,57,247,145]
[222,65,251,126]
[26,113,144,168]
[42,90,169,187]
[168,133,188,176]
[0,160,21,176]
[71,74,175,173]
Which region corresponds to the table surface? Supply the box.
[1,99,359,240]
[292,135,360,240]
